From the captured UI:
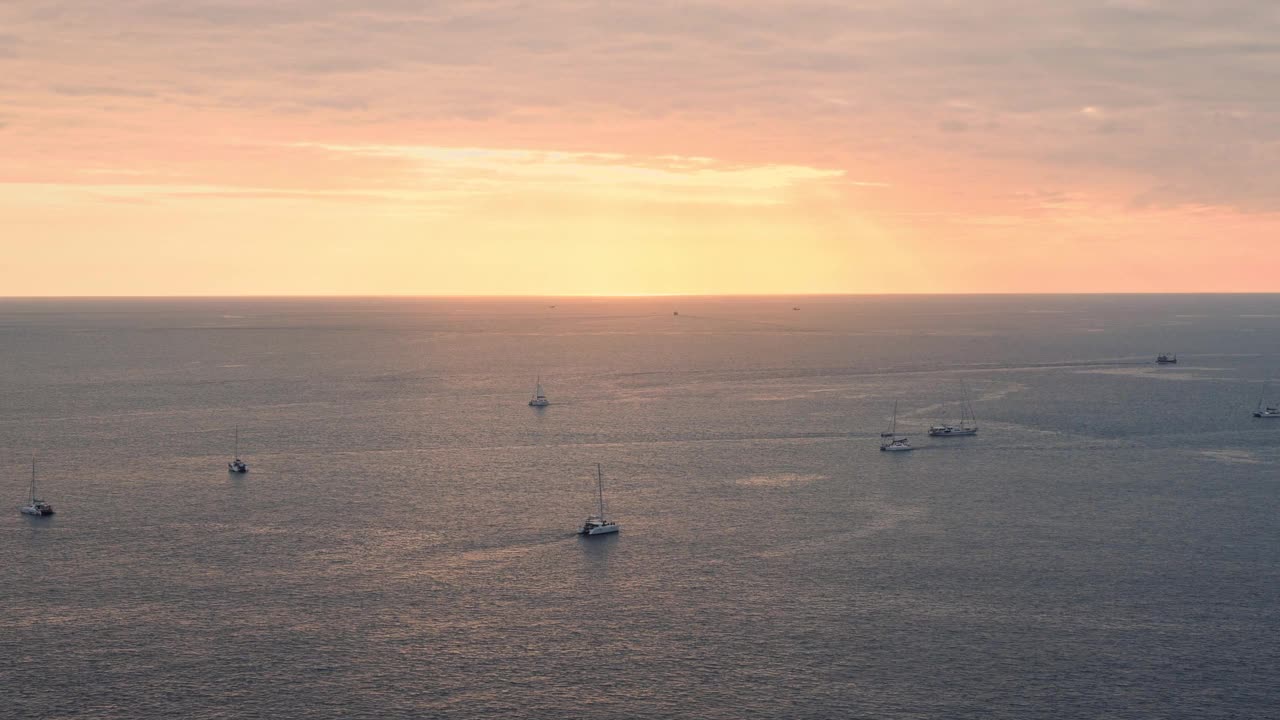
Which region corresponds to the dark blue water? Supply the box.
[2,296,1278,718]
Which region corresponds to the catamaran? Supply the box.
[19,455,54,516]
[880,401,914,452]
[528,377,550,407]
[578,464,619,535]
[228,426,248,473]
[929,383,979,437]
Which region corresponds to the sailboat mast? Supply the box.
[891,401,898,436]
[234,425,239,458]
[596,464,604,518]
[31,454,36,502]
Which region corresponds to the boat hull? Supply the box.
[529,399,549,407]
[880,445,914,452]
[20,505,54,516]
[928,427,978,437]
[1254,412,1280,418]
[580,523,619,535]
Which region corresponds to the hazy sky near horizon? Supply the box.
[2,0,1279,294]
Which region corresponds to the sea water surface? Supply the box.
[2,295,1278,719]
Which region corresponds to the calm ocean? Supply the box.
[2,295,1278,719]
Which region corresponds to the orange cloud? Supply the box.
[1,1,1278,294]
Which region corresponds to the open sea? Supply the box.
[2,295,1278,719]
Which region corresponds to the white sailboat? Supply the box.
[578,464,619,535]
[528,376,550,407]
[880,401,914,452]
[1254,382,1280,418]
[19,455,54,516]
[929,383,979,437]
[228,426,248,473]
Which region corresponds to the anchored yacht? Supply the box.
[880,402,914,452]
[929,383,979,437]
[529,377,550,407]
[1254,393,1280,418]
[579,464,619,536]
[19,456,54,516]
[228,426,248,473]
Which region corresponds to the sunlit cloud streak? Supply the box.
[1,1,1278,293]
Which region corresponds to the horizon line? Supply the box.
[1,291,1279,300]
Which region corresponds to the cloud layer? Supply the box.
[1,1,1278,293]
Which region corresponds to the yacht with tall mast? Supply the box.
[929,383,979,437]
[528,377,550,407]
[1254,402,1280,418]
[228,426,248,473]
[1254,382,1280,418]
[578,464,619,535]
[880,402,914,452]
[19,455,54,516]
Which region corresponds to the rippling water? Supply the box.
[2,295,1278,718]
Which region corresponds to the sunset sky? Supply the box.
[2,1,1278,295]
